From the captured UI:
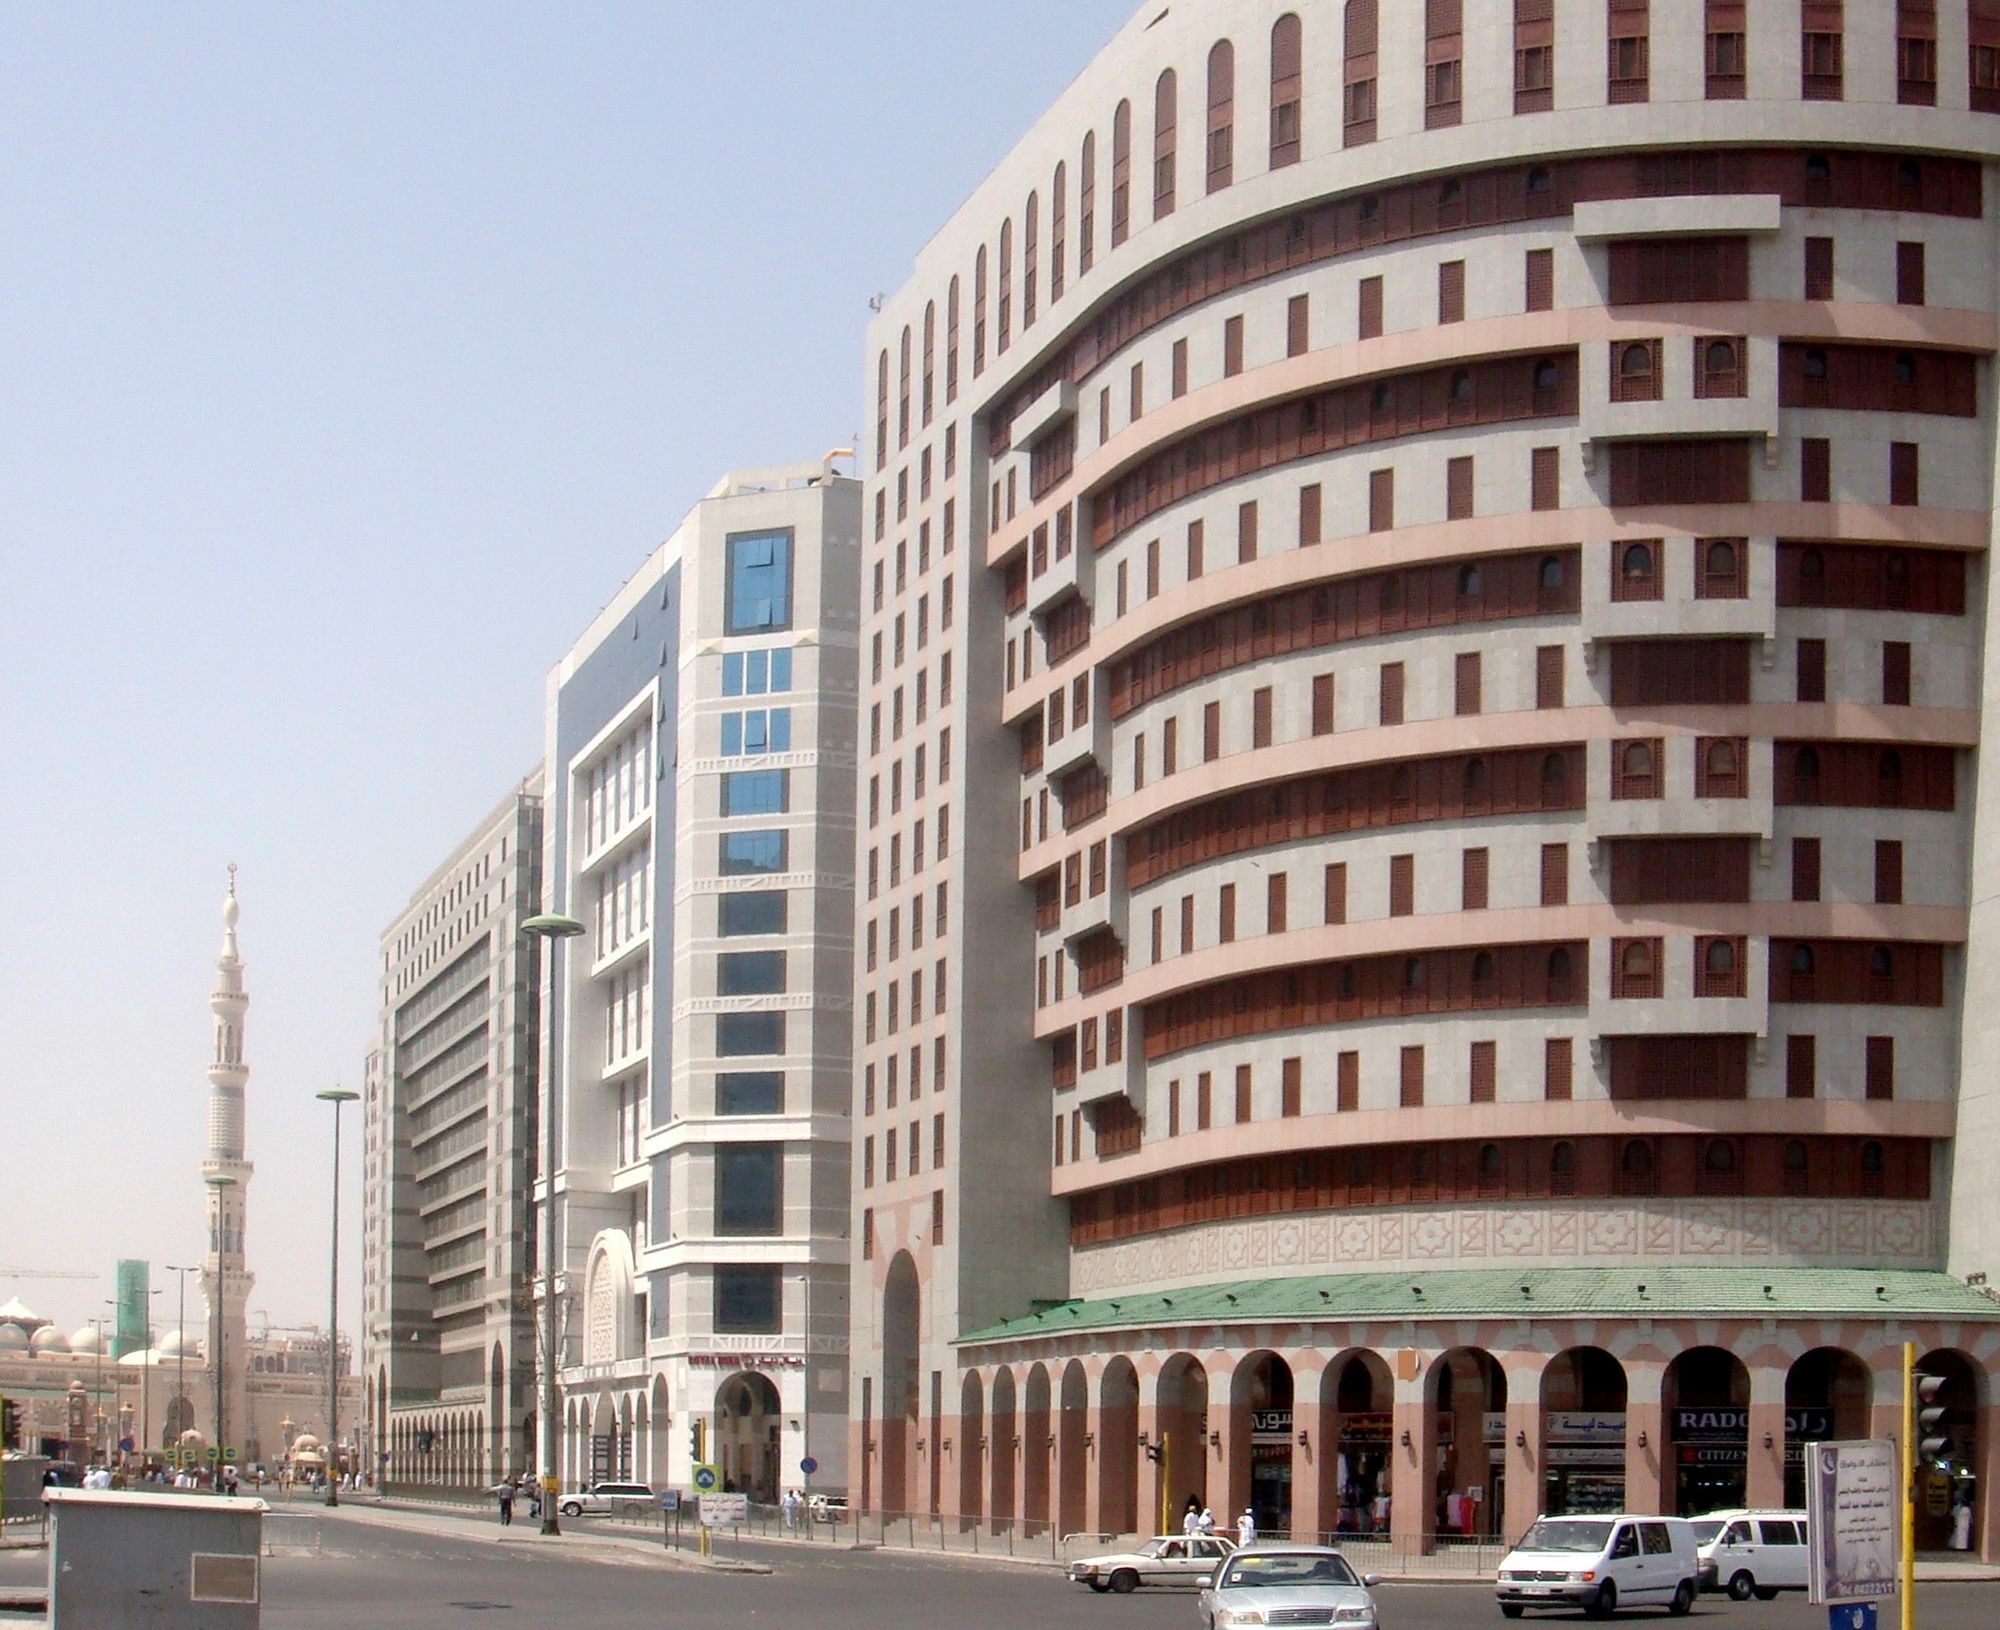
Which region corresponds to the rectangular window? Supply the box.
[1379,662,1404,726]
[717,1071,783,1115]
[1516,0,1556,111]
[1975,0,2000,111]
[1798,639,1826,703]
[1462,846,1489,912]
[1866,1035,1895,1100]
[1234,1064,1252,1123]
[1187,519,1204,580]
[1802,2,1844,101]
[1337,1050,1360,1111]
[715,1144,783,1235]
[1792,837,1822,903]
[717,950,785,996]
[1172,337,1188,397]
[1535,645,1564,710]
[1446,455,1474,521]
[1425,0,1463,129]
[1218,882,1236,943]
[1399,1044,1425,1108]
[1312,673,1335,736]
[719,890,787,936]
[1197,1071,1212,1130]
[1707,0,1746,98]
[1890,442,1920,506]
[1804,236,1834,300]
[1267,871,1288,934]
[1897,240,1926,305]
[1299,482,1322,546]
[1238,500,1258,564]
[1324,862,1347,925]
[1358,275,1383,341]
[1883,640,1912,705]
[1540,842,1568,907]
[1287,294,1309,357]
[1129,360,1144,420]
[1223,315,1244,378]
[718,1011,784,1056]
[725,529,794,633]
[1281,1056,1302,1117]
[1801,437,1831,502]
[1438,259,1465,324]
[1606,0,1649,103]
[1388,853,1414,918]
[1544,1036,1573,1101]
[720,829,788,875]
[1180,893,1195,954]
[1203,701,1221,761]
[1876,839,1904,904]
[1343,0,1378,146]
[1368,467,1393,532]
[714,1265,782,1333]
[1786,1035,1816,1099]
[1470,1039,1497,1104]
[721,769,788,817]
[1524,247,1554,313]
[1530,445,1559,510]
[1898,0,1938,104]
[1251,685,1273,748]
[1454,650,1481,715]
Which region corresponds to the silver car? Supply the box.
[1198,1545,1382,1629]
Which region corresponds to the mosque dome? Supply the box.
[69,1325,103,1355]
[158,1328,192,1357]
[118,1349,151,1368]
[0,1325,28,1354]
[29,1327,70,1355]
[0,1296,45,1332]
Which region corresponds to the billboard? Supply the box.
[1808,1439,1900,1605]
[114,1260,149,1360]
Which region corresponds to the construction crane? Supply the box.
[0,1266,98,1281]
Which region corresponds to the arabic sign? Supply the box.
[1807,1439,1899,1605]
[1675,1408,1832,1441]
[700,1492,749,1527]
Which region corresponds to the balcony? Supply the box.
[1581,334,1778,455]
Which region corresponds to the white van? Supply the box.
[1691,1510,1810,1599]
[1496,1513,1701,1618]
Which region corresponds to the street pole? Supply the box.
[523,911,584,1538]
[205,1173,237,1487]
[90,1316,107,1467]
[798,1270,811,1507]
[165,1265,194,1466]
[317,1087,358,1507]
[1902,1339,1916,1630]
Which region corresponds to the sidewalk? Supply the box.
[318,1497,773,1573]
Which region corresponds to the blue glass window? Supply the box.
[726,530,793,633]
[720,707,790,756]
[746,649,768,694]
[722,770,788,817]
[768,648,792,692]
[721,713,743,755]
[720,829,787,874]
[722,651,745,696]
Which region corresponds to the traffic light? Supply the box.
[1143,1439,1164,1465]
[689,1423,701,1460]
[1915,1370,1953,1464]
[1,1397,19,1450]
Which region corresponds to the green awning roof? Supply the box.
[958,1267,2000,1346]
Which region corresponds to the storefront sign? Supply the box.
[1674,1408,1832,1441]
[1250,1409,1293,1442]
[1546,1445,1624,1467]
[1336,1412,1392,1444]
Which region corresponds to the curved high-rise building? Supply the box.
[855,0,2000,1557]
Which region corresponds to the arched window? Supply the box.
[1379,571,1402,612]
[1869,945,1894,980]
[1206,39,1235,193]
[1619,540,1656,598]
[1783,1140,1809,1192]
[1539,554,1566,592]
[996,218,1013,352]
[1707,539,1737,576]
[1110,100,1132,247]
[1790,944,1817,977]
[1894,351,1916,383]
[1533,356,1561,393]
[1457,562,1482,596]
[1049,162,1066,301]
[1806,153,1832,182]
[1621,939,1654,981]
[1705,1139,1736,1173]
[1369,381,1392,415]
[1411,1146,1434,1183]
[1620,342,1654,380]
[874,349,889,464]
[1462,756,1487,804]
[1540,752,1570,803]
[1705,938,1737,979]
[920,301,935,426]
[1449,368,1473,403]
[1794,744,1822,802]
[1270,13,1303,167]
[1337,964,1357,1000]
[1898,158,1922,187]
[1879,748,1904,803]
[1402,955,1425,991]
[1705,738,1739,791]
[972,246,988,375]
[1861,1140,1885,1173]
[1701,537,1739,597]
[1477,1142,1501,1181]
[1706,339,1738,375]
[1152,69,1178,220]
[1802,347,1828,380]
[945,275,961,402]
[1622,741,1654,780]
[897,326,911,449]
[1078,132,1096,274]
[1526,164,1552,194]
[1021,190,1039,328]
[1547,946,1574,995]
[1620,1140,1656,1195]
[1390,765,1413,806]
[1472,950,1496,990]
[1358,192,1381,225]
[1550,1141,1576,1195]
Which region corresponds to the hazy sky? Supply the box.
[0,1,1133,1342]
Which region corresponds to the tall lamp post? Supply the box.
[89,1316,110,1467]
[522,910,584,1538]
[164,1265,195,1462]
[317,1087,359,1506]
[797,1271,812,1506]
[204,1172,237,1486]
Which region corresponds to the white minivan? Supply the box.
[1496,1513,1701,1618]
[1692,1510,1810,1599]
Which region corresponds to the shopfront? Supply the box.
[1332,1410,1391,1535]
[1540,1412,1627,1516]
[1250,1408,1292,1535]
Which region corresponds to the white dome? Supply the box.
[0,1325,28,1353]
[158,1328,192,1356]
[29,1327,70,1355]
[0,1296,44,1329]
[118,1350,150,1368]
[69,1325,103,1354]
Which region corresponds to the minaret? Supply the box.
[202,865,255,1454]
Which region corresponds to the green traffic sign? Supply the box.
[691,1462,719,1492]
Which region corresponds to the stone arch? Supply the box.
[1318,1349,1393,1537]
[957,1369,985,1526]
[715,1371,780,1500]
[1539,1347,1628,1516]
[649,1372,670,1486]
[880,1251,920,1514]
[1913,1347,1984,1550]
[1022,1362,1052,1536]
[1230,1351,1294,1535]
[1157,1353,1210,1521]
[1099,1356,1140,1537]
[989,1366,1017,1533]
[489,1343,507,1483]
[1056,1359,1089,1537]
[1664,1344,1750,1515]
[1431,1347,1507,1537]
[581,1230,639,1367]
[1784,1347,1869,1507]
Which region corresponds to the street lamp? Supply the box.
[798,1271,812,1506]
[163,1265,196,1464]
[204,1172,237,1487]
[522,910,584,1538]
[315,1087,359,1506]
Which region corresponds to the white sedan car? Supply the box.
[1069,1534,1236,1592]
[557,1480,656,1516]
[1198,1545,1381,1629]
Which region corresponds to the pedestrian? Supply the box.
[1198,1505,1216,1535]
[498,1478,515,1526]
[1182,1504,1200,1536]
[1237,1507,1256,1547]
[782,1489,801,1531]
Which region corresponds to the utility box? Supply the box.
[2,1454,49,1523]
[47,1487,267,1629]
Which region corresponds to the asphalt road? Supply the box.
[4,1512,2000,1628]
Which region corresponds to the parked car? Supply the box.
[558,1480,656,1517]
[1496,1514,1700,1618]
[1692,1510,1810,1600]
[1068,1533,1235,1592]
[1198,1544,1380,1630]
[809,1493,849,1524]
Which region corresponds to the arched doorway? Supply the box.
[489,1344,507,1483]
[1665,1346,1750,1515]
[1233,1352,1295,1536]
[1540,1348,1628,1515]
[1323,1351,1393,1536]
[1100,1357,1140,1537]
[1022,1363,1052,1536]
[958,1370,985,1526]
[881,1252,919,1514]
[649,1374,669,1488]
[714,1372,779,1500]
[1914,1349,1982,1551]
[1785,1348,1869,1508]
[163,1393,195,1453]
[1057,1361,1089,1537]
[989,1367,1017,1533]
[1157,1354,1209,1522]
[1432,1348,1507,1537]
